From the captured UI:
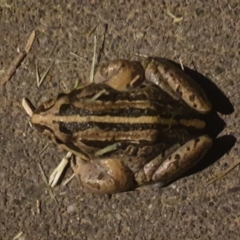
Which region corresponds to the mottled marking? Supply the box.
[97,172,105,180]
[189,94,195,102]
[169,72,174,78]
[194,137,200,148]
[174,154,180,161]
[176,85,183,96]
[163,66,169,73]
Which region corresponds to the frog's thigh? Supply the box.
[152,135,212,185]
[71,157,134,194]
[94,59,144,91]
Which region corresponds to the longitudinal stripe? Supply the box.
[73,128,159,142]
[73,100,155,111]
[32,114,205,129]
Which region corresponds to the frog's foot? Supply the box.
[135,135,212,186]
[49,152,72,187]
[143,58,212,114]
[94,59,145,91]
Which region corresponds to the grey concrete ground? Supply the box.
[0,1,240,239]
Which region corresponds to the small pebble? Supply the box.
[67,204,76,214]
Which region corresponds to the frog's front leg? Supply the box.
[94,59,145,91]
[71,157,135,194]
[135,135,212,187]
[143,58,211,114]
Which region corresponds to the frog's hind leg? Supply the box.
[71,156,135,194]
[136,135,212,187]
[143,58,211,114]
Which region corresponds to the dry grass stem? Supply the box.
[70,52,88,62]
[12,231,23,240]
[207,160,240,185]
[1,30,35,86]
[37,200,41,214]
[167,10,183,23]
[89,35,97,83]
[49,152,72,188]
[62,173,75,186]
[37,161,58,204]
[37,61,54,87]
[86,22,100,39]
[21,98,34,117]
[179,58,184,70]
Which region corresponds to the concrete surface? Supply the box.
[0,1,240,239]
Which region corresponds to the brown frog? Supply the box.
[23,58,212,194]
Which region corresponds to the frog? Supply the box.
[23,57,213,194]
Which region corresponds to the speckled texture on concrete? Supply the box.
[1,1,240,239]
